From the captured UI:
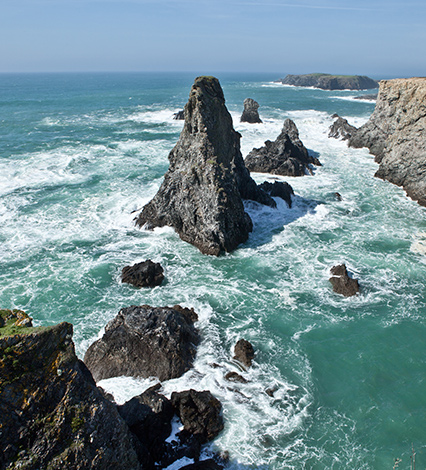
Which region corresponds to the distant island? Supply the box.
[276,73,379,90]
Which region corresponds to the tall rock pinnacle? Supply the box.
[136,76,275,256]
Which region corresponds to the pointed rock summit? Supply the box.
[136,76,276,256]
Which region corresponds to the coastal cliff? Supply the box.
[276,73,378,90]
[349,77,426,206]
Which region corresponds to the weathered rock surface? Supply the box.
[276,73,379,90]
[121,260,164,288]
[328,115,358,141]
[245,118,321,176]
[349,78,426,206]
[135,76,275,256]
[240,98,262,123]
[329,264,360,297]
[233,338,255,367]
[258,181,294,207]
[224,371,248,383]
[84,305,200,382]
[0,321,142,470]
[173,110,185,120]
[354,93,377,101]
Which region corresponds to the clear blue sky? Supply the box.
[1,0,425,77]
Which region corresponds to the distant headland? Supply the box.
[275,73,379,90]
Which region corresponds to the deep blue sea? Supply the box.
[1,72,426,469]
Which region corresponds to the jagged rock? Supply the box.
[233,338,255,367]
[173,110,185,120]
[180,459,224,470]
[245,119,320,176]
[0,321,142,470]
[240,98,262,123]
[258,181,294,207]
[84,305,200,382]
[224,371,248,383]
[0,308,33,329]
[329,264,360,297]
[171,389,224,444]
[135,76,275,256]
[276,73,379,90]
[349,78,426,206]
[121,260,164,288]
[328,115,358,141]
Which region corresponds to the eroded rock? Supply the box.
[233,338,255,367]
[328,115,358,141]
[240,98,262,123]
[121,260,164,288]
[329,264,360,297]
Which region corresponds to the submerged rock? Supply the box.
[0,321,142,470]
[121,259,164,288]
[349,78,426,206]
[233,338,255,367]
[328,115,358,141]
[329,264,360,297]
[245,119,321,176]
[135,76,275,256]
[84,305,200,382]
[240,98,262,123]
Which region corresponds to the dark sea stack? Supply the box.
[121,259,164,288]
[328,115,358,141]
[329,264,360,297]
[233,338,255,367]
[0,321,142,470]
[276,73,379,90]
[349,78,426,206]
[245,118,320,176]
[136,76,275,256]
[240,98,262,123]
[84,305,200,382]
[258,180,294,207]
[171,389,224,444]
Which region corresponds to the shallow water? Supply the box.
[1,72,425,469]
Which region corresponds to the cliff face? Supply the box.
[349,78,426,206]
[277,74,378,90]
[0,320,141,470]
[136,76,274,256]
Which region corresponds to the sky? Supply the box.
[1,0,425,77]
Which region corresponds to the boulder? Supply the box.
[233,338,255,367]
[349,78,426,206]
[224,371,248,383]
[245,119,321,176]
[84,305,200,382]
[171,389,224,444]
[135,76,275,256]
[0,321,142,470]
[258,181,294,207]
[240,98,262,123]
[121,259,164,288]
[329,264,360,297]
[328,115,358,141]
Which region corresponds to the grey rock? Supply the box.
[354,93,377,101]
[135,76,275,256]
[173,110,185,120]
[329,264,360,297]
[245,119,321,176]
[84,305,200,382]
[121,260,164,288]
[276,73,379,90]
[233,338,255,367]
[240,98,262,123]
[328,115,358,141]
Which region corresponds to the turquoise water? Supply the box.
[1,72,426,469]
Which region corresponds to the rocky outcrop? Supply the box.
[349,78,426,206]
[276,73,379,90]
[328,115,358,141]
[135,76,275,256]
[173,110,185,120]
[245,118,321,176]
[233,339,255,367]
[329,264,359,297]
[0,321,142,470]
[121,260,164,288]
[84,305,200,382]
[258,181,294,207]
[354,93,377,101]
[240,98,262,123]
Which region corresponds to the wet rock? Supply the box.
[233,338,255,367]
[173,110,185,120]
[84,305,200,382]
[121,259,164,288]
[245,119,321,176]
[328,115,358,141]
[224,371,248,383]
[171,389,224,444]
[258,181,294,208]
[329,264,360,297]
[180,459,224,470]
[135,76,275,256]
[240,98,262,123]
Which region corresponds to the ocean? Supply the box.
[1,72,425,469]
